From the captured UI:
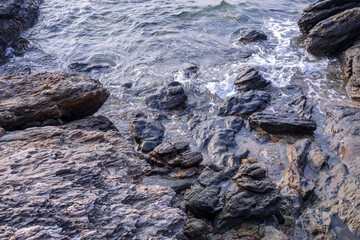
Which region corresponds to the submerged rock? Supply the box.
[234,66,270,92]
[249,112,317,134]
[145,81,188,110]
[0,72,109,131]
[239,30,267,43]
[0,116,187,239]
[0,0,43,55]
[129,118,164,152]
[218,90,270,117]
[68,62,111,72]
[306,7,360,56]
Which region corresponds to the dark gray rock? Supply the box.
[0,72,109,131]
[225,117,243,133]
[184,218,208,240]
[142,175,196,193]
[0,0,43,55]
[287,94,313,118]
[129,118,164,152]
[145,81,188,110]
[239,30,267,43]
[298,1,360,34]
[183,65,199,78]
[68,62,111,72]
[249,112,317,134]
[234,66,270,92]
[208,129,235,156]
[218,90,270,117]
[307,7,360,56]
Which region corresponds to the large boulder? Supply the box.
[0,0,43,55]
[306,7,360,56]
[0,72,109,131]
[0,116,187,239]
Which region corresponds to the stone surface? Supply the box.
[298,0,360,34]
[142,175,196,193]
[234,66,270,92]
[145,81,188,110]
[343,42,360,100]
[0,116,187,239]
[184,218,208,240]
[68,62,111,72]
[306,7,360,56]
[0,72,109,131]
[249,112,317,134]
[129,118,164,152]
[239,30,267,43]
[0,0,43,55]
[218,90,270,117]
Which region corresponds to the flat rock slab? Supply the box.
[0,116,186,239]
[0,72,109,130]
[234,66,269,92]
[249,112,317,134]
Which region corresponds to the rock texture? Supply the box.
[0,0,43,55]
[239,30,267,43]
[343,42,360,100]
[0,116,187,239]
[218,90,270,117]
[0,72,109,131]
[234,66,270,92]
[249,112,317,134]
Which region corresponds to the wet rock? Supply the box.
[298,0,360,34]
[218,90,270,117]
[208,129,235,156]
[183,65,199,78]
[343,42,360,100]
[68,62,111,72]
[239,30,267,43]
[225,117,243,133]
[306,7,360,56]
[121,81,133,88]
[0,0,42,55]
[0,72,109,131]
[129,118,164,152]
[145,81,188,110]
[287,94,313,118]
[234,66,270,92]
[142,175,196,193]
[177,167,198,178]
[179,150,203,168]
[0,116,187,239]
[215,164,282,233]
[9,37,29,56]
[184,218,208,240]
[279,139,327,200]
[249,112,317,134]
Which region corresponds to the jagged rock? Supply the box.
[142,175,196,193]
[0,116,187,239]
[129,118,164,152]
[208,129,235,156]
[298,0,360,34]
[234,66,270,92]
[184,218,208,240]
[0,0,43,55]
[306,7,360,56]
[279,139,327,200]
[177,167,198,178]
[215,164,282,233]
[145,81,188,110]
[239,30,267,43]
[68,62,111,72]
[0,72,109,131]
[183,65,199,78]
[225,117,243,133]
[287,94,313,118]
[218,90,270,117]
[343,43,360,100]
[249,112,317,134]
[9,37,29,56]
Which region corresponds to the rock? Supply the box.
[179,151,203,168]
[249,112,317,134]
[234,66,270,92]
[184,218,208,240]
[225,117,243,133]
[121,81,133,88]
[343,43,360,100]
[0,116,187,239]
[0,72,109,131]
[185,184,221,218]
[239,30,267,43]
[145,81,188,110]
[307,8,360,56]
[129,118,164,152]
[183,65,199,78]
[0,0,43,55]
[177,167,198,178]
[287,94,313,118]
[0,127,5,137]
[262,226,288,240]
[218,90,270,117]
[9,37,30,56]
[208,129,235,156]
[215,164,282,233]
[279,139,327,200]
[142,175,196,193]
[68,62,111,72]
[298,0,360,34]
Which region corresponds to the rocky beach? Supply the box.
[1,0,360,239]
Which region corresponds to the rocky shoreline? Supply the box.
[1,0,360,239]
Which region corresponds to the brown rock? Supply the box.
[0,72,109,130]
[177,167,198,179]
